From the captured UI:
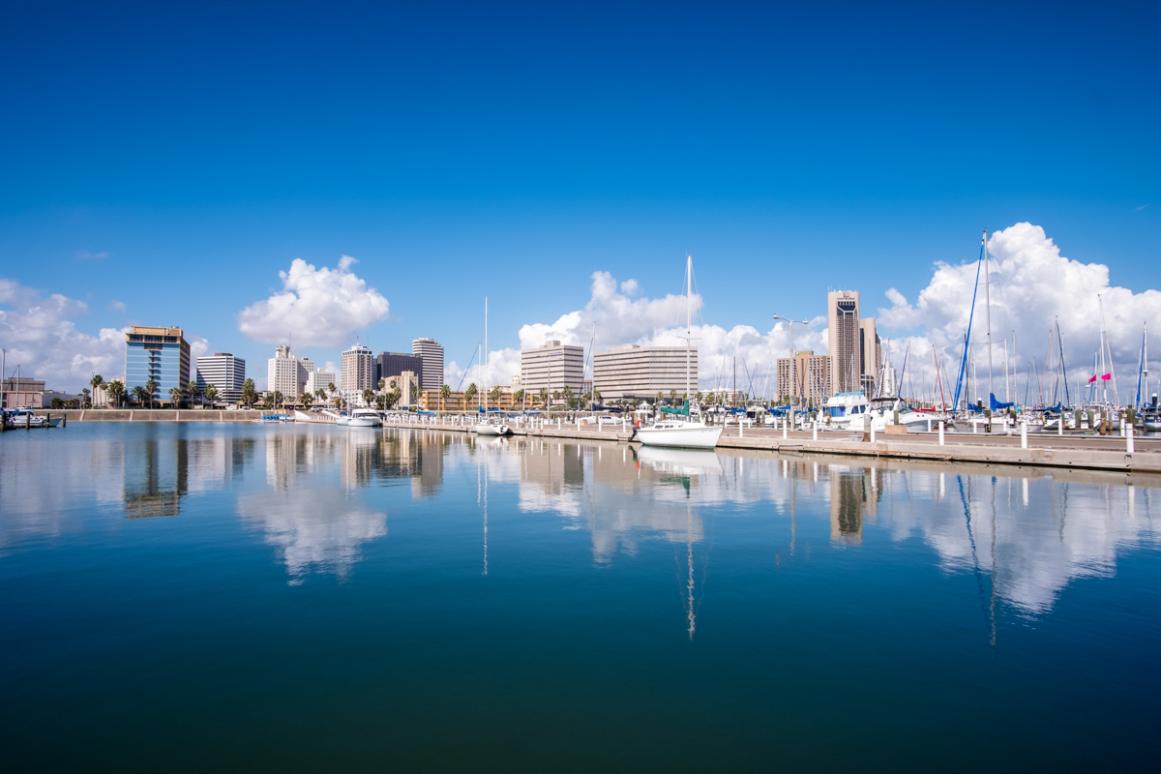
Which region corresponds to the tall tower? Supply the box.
[827,291,861,393]
[411,337,445,390]
[341,343,374,405]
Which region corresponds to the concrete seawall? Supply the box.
[52,409,266,422]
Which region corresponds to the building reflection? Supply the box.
[829,467,880,544]
[122,434,188,518]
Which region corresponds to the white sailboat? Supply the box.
[636,256,722,450]
[474,296,511,437]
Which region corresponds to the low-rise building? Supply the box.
[520,340,584,395]
[2,376,45,409]
[593,344,696,402]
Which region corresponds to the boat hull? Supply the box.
[474,423,510,436]
[637,424,722,450]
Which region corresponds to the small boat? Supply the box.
[638,256,722,451]
[472,296,512,437]
[4,408,53,428]
[474,420,511,436]
[348,408,382,427]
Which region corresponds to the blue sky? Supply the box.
[1,1,1159,390]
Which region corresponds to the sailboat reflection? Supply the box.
[635,446,719,641]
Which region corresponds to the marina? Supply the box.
[2,422,1159,770]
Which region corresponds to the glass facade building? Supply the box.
[125,326,191,404]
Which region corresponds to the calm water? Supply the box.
[2,423,1160,771]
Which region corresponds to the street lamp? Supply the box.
[773,315,811,427]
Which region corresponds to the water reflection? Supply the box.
[2,425,1159,623]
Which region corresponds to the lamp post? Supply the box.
[773,315,810,429]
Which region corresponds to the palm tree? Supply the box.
[168,386,183,407]
[361,388,375,407]
[440,384,451,412]
[241,378,257,408]
[204,384,218,408]
[514,389,525,410]
[301,391,313,409]
[106,379,125,408]
[272,390,284,408]
[539,387,548,410]
[144,379,158,409]
[90,374,104,407]
[489,385,503,405]
[81,387,91,408]
[132,385,149,406]
[186,380,200,407]
[465,382,478,407]
[315,388,326,404]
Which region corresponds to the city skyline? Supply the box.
[1,3,1159,394]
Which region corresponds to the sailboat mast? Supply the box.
[685,255,692,404]
[483,296,489,413]
[983,230,993,402]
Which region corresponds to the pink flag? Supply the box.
[1088,375,1097,384]
[1101,373,1112,381]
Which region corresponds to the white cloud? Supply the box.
[877,223,1161,403]
[238,255,389,347]
[110,300,126,312]
[0,278,127,389]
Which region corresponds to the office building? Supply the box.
[776,351,832,406]
[375,351,423,387]
[267,345,301,401]
[593,344,696,401]
[827,291,861,394]
[341,343,374,405]
[196,353,246,404]
[125,325,190,404]
[412,338,445,390]
[297,357,315,395]
[304,369,337,398]
[2,376,46,409]
[859,318,882,395]
[520,340,585,395]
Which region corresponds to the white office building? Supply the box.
[412,337,445,390]
[195,353,246,404]
[304,369,337,398]
[593,344,696,401]
[267,345,301,401]
[341,343,374,406]
[520,340,585,394]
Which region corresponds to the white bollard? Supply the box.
[782,419,788,440]
[870,424,876,443]
[739,420,744,438]
[812,422,818,441]
[1020,421,1028,449]
[1127,424,1135,455]
[973,420,978,434]
[938,421,945,446]
[927,418,932,433]
[1058,416,1064,436]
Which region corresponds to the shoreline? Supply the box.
[22,409,1161,475]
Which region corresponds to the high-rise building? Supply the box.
[341,343,374,405]
[125,325,190,404]
[297,357,315,395]
[859,318,882,395]
[776,351,831,406]
[411,338,444,390]
[267,345,301,400]
[827,291,862,394]
[375,351,423,387]
[196,353,246,404]
[304,369,337,398]
[593,344,696,401]
[520,340,585,395]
